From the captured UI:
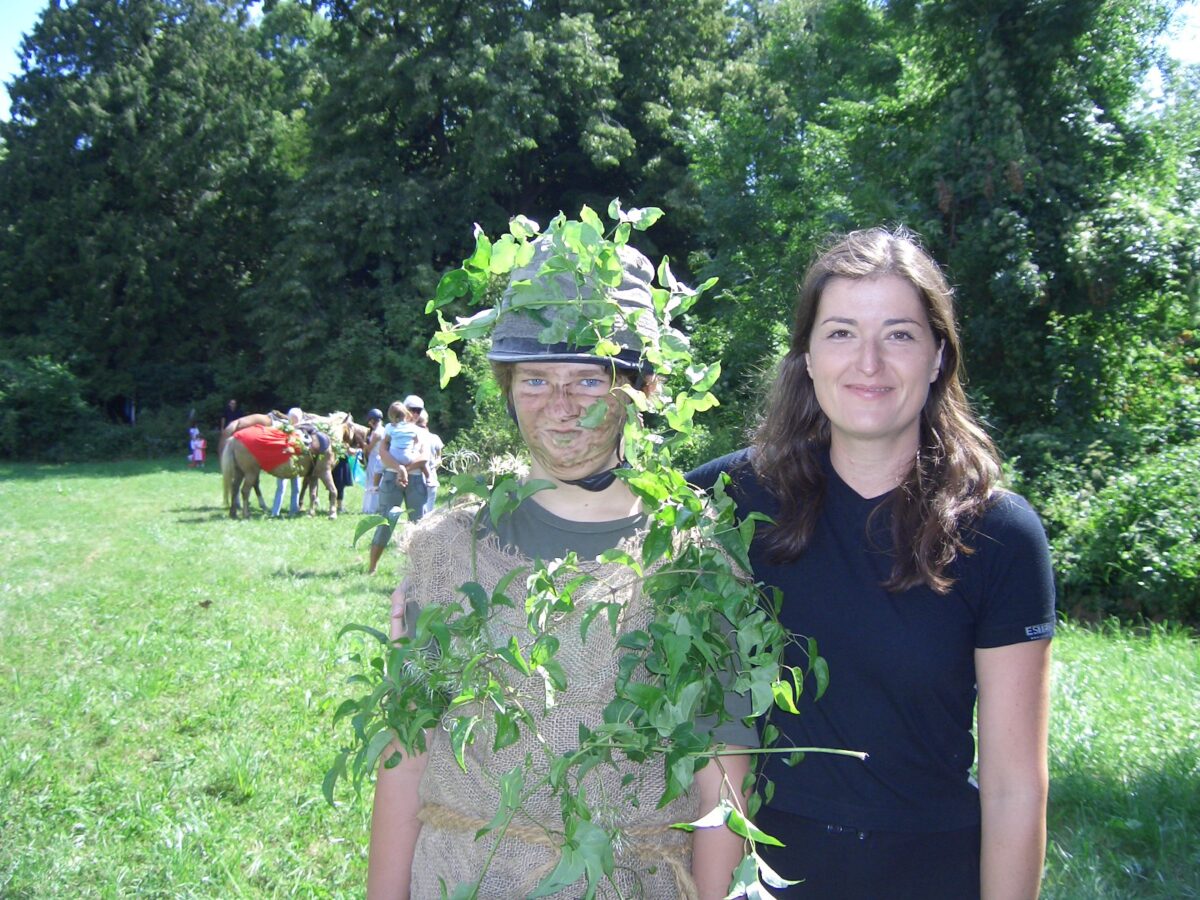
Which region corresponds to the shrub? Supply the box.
[1041,440,1200,625]
[0,356,94,458]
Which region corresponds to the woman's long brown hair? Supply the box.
[753,226,1002,593]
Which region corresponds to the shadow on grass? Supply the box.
[1047,752,1200,896]
[271,565,368,581]
[0,458,207,481]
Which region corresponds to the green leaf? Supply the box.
[726,855,759,896]
[430,268,470,311]
[498,636,531,676]
[756,849,802,888]
[336,621,389,644]
[509,215,540,240]
[322,750,348,805]
[627,206,663,230]
[460,582,490,618]
[477,766,525,839]
[771,678,800,714]
[465,230,491,272]
[489,236,518,274]
[449,715,479,772]
[363,727,396,774]
[578,398,609,429]
[726,806,784,847]
[352,514,389,547]
[673,800,732,832]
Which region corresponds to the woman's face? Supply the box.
[510,362,626,483]
[804,275,943,456]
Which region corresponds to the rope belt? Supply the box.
[418,803,699,899]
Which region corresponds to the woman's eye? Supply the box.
[889,330,915,341]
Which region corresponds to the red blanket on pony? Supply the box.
[233,424,304,472]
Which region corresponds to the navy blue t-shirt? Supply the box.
[688,448,1056,832]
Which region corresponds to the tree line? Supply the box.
[1,0,1197,622]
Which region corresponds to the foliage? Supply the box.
[0,355,93,457]
[0,0,289,417]
[1035,439,1200,625]
[328,203,854,898]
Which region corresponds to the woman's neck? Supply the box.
[828,438,917,500]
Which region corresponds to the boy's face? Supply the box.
[510,362,626,483]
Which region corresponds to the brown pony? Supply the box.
[221,412,354,519]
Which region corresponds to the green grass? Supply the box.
[1045,621,1200,899]
[1,460,1197,897]
[0,459,383,897]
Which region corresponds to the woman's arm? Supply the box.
[691,750,751,900]
[976,639,1053,900]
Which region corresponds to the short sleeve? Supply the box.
[971,492,1057,648]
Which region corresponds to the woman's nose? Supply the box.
[856,339,882,374]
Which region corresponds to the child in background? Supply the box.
[188,426,207,468]
[383,400,421,466]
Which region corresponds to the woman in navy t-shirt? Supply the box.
[690,227,1055,900]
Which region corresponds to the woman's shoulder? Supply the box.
[686,447,755,491]
[967,489,1051,559]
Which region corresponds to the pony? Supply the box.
[221,411,354,519]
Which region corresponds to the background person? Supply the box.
[689,226,1055,899]
[415,408,442,516]
[361,407,385,514]
[366,399,426,574]
[219,398,240,432]
[270,406,304,517]
[367,236,753,899]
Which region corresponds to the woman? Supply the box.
[361,408,385,515]
[367,237,754,898]
[689,227,1055,899]
[366,400,427,574]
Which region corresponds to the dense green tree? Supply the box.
[685,0,1198,456]
[250,0,740,420]
[0,0,287,416]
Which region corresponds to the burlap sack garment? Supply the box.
[402,507,701,899]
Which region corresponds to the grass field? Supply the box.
[1,459,1197,898]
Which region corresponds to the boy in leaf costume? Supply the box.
[345,205,831,900]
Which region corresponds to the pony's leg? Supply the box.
[241,481,253,519]
[230,469,244,519]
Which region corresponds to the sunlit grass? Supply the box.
[0,460,1196,897]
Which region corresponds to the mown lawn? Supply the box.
[0,459,1196,898]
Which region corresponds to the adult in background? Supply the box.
[415,409,443,516]
[220,399,240,432]
[367,235,753,899]
[361,408,385,515]
[689,227,1055,899]
[366,399,426,575]
[270,407,304,518]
